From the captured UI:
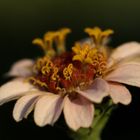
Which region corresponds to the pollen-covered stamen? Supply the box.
[84,27,114,47]
[34,56,52,73]
[92,52,107,78]
[41,60,53,75]
[27,77,48,88]
[63,64,73,80]
[51,67,59,81]
[54,28,71,55]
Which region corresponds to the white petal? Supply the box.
[108,42,140,67]
[7,59,34,77]
[63,95,94,131]
[76,78,109,103]
[34,93,63,127]
[13,91,44,122]
[108,82,132,105]
[0,79,37,105]
[105,63,140,87]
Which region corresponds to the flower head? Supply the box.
[0,27,140,131]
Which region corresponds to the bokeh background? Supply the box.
[0,0,140,139]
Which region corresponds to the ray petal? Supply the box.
[108,82,132,105]
[34,93,63,127]
[0,79,37,105]
[105,63,140,87]
[13,91,44,121]
[76,78,109,103]
[7,59,34,77]
[108,42,140,67]
[63,95,94,131]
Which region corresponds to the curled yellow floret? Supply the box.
[34,56,52,72]
[41,59,53,75]
[27,77,48,88]
[63,64,73,80]
[51,67,59,81]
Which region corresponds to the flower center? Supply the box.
[28,51,107,95]
[28,27,112,95]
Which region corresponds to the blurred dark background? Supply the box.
[0,0,140,139]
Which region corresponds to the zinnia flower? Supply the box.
[0,27,140,131]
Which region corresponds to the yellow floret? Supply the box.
[54,28,71,55]
[32,28,71,57]
[72,43,97,64]
[41,59,53,75]
[51,67,59,81]
[85,27,114,46]
[63,64,73,80]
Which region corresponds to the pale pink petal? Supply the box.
[13,91,44,122]
[7,59,34,77]
[0,79,37,105]
[63,95,94,131]
[105,63,140,87]
[34,94,63,127]
[108,42,140,67]
[76,78,109,103]
[108,82,132,105]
